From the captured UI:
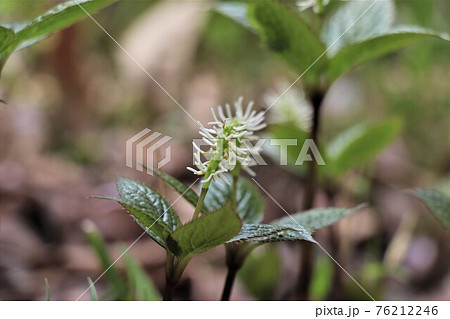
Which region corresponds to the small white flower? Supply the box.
[297,0,330,13]
[187,97,266,185]
[264,81,313,132]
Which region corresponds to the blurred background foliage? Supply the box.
[0,0,449,300]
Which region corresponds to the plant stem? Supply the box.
[302,89,323,211]
[163,253,190,301]
[221,266,238,301]
[163,281,175,301]
[231,163,240,210]
[221,243,253,301]
[219,165,242,301]
[297,89,325,300]
[163,252,175,301]
[193,186,208,219]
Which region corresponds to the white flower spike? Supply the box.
[187,97,266,186]
[264,80,313,132]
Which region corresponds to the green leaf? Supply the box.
[249,0,326,79]
[216,2,252,30]
[227,223,315,244]
[95,178,182,248]
[84,221,127,300]
[274,206,364,233]
[238,246,281,300]
[411,189,450,231]
[123,252,161,301]
[0,26,15,52]
[327,27,450,81]
[44,278,50,301]
[6,0,118,53]
[167,203,242,258]
[204,175,265,224]
[309,255,333,300]
[151,168,199,208]
[325,119,402,177]
[87,277,98,301]
[321,0,394,56]
[153,170,265,224]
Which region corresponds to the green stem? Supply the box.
[193,186,208,219]
[163,252,175,301]
[231,163,240,210]
[163,253,191,301]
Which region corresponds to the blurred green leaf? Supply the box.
[325,119,402,177]
[87,277,98,301]
[167,203,242,258]
[152,168,199,208]
[0,0,117,76]
[95,178,181,248]
[411,189,450,231]
[327,27,450,81]
[249,0,325,79]
[84,222,127,300]
[7,0,117,52]
[44,278,50,301]
[227,223,314,244]
[123,252,161,301]
[309,255,333,300]
[204,175,265,224]
[321,0,394,56]
[274,206,364,233]
[215,2,252,30]
[0,27,15,52]
[238,246,281,300]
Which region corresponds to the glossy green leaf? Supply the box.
[274,206,364,233]
[123,252,161,301]
[411,189,450,231]
[87,277,98,301]
[96,178,181,248]
[249,0,326,79]
[327,27,450,81]
[153,170,265,223]
[152,168,199,208]
[321,0,394,56]
[167,203,242,258]
[7,0,117,53]
[325,119,402,176]
[204,175,265,224]
[238,246,281,300]
[227,223,315,244]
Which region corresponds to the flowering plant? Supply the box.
[97,97,365,300]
